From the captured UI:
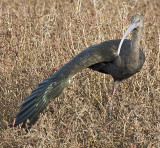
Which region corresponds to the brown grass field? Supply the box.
[0,0,160,147]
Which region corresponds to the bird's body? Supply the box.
[89,39,145,82]
[12,14,145,129]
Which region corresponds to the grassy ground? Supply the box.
[0,0,160,147]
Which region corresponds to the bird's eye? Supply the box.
[137,19,140,23]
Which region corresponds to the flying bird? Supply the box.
[12,14,145,129]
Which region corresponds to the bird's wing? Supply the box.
[88,62,109,74]
[13,74,69,128]
[12,40,119,129]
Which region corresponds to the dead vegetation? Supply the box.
[0,0,160,147]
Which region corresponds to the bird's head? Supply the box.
[131,14,143,29]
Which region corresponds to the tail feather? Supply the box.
[13,75,69,128]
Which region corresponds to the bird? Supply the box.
[12,14,145,129]
[89,14,145,94]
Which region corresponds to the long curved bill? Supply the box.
[117,22,137,55]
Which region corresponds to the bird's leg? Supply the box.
[112,80,120,95]
[108,81,120,119]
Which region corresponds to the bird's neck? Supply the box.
[126,28,142,72]
[130,27,142,57]
[125,27,143,72]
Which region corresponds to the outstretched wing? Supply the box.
[13,75,68,128]
[12,40,119,129]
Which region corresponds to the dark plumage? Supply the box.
[89,14,145,93]
[12,14,145,129]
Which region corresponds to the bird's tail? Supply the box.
[12,75,69,128]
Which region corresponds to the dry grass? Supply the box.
[0,0,160,147]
